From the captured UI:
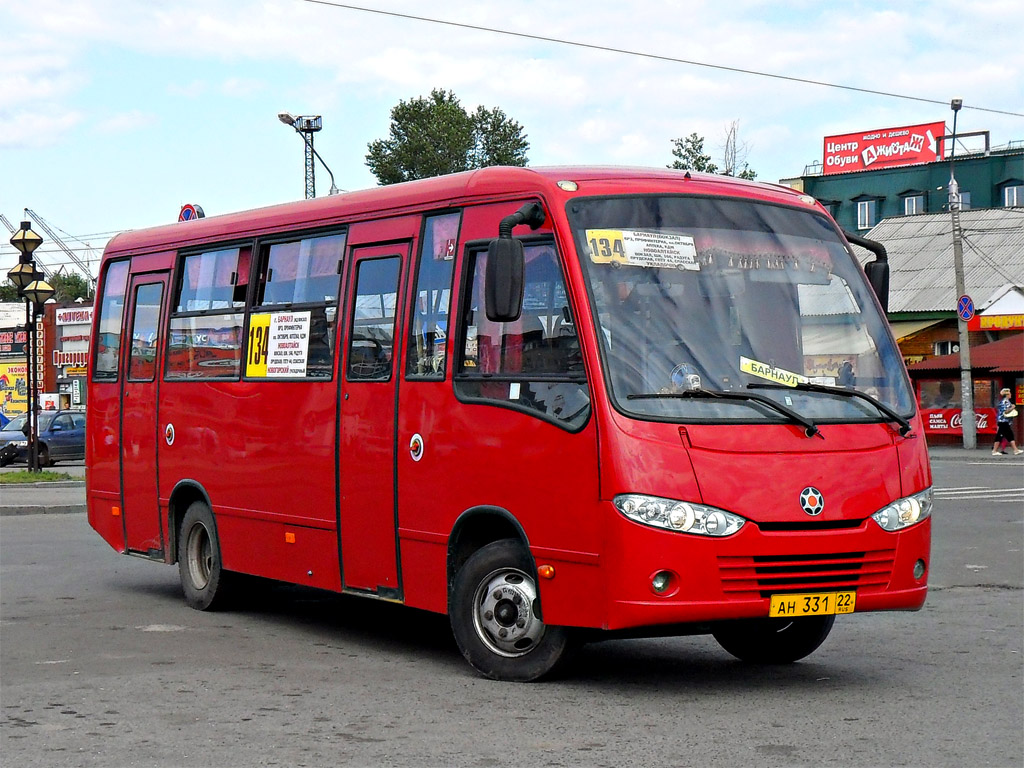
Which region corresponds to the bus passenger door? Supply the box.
[120,273,168,556]
[339,244,408,593]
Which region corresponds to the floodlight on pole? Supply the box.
[277,112,340,199]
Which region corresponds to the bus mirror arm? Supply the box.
[843,230,889,313]
[485,203,545,323]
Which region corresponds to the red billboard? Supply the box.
[823,121,946,175]
[922,408,997,435]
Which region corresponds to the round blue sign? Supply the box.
[957,294,975,322]
[178,204,205,222]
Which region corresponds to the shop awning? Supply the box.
[888,319,944,341]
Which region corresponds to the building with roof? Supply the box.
[782,125,1023,233]
[780,122,1023,445]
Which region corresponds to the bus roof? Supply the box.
[103,166,816,256]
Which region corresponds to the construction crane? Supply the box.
[0,214,16,233]
[24,209,97,291]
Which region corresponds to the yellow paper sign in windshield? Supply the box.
[585,229,699,269]
[740,356,809,388]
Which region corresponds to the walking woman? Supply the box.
[993,388,1022,455]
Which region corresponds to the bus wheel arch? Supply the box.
[167,480,213,564]
[447,506,533,596]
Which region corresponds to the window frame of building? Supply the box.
[901,192,926,215]
[856,198,880,230]
[1001,181,1023,207]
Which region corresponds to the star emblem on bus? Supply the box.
[800,486,824,516]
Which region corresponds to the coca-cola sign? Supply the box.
[823,121,946,175]
[922,408,997,435]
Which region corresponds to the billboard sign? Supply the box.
[823,121,945,175]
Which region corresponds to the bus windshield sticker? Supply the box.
[740,356,809,388]
[246,311,311,378]
[585,229,699,270]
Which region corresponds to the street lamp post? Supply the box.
[277,112,340,199]
[8,221,54,472]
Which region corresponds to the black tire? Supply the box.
[36,444,51,468]
[712,614,836,663]
[178,501,234,611]
[450,539,574,682]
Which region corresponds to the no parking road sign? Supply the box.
[957,294,975,322]
[178,204,205,222]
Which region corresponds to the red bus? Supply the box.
[87,166,931,681]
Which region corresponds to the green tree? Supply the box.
[668,133,719,173]
[668,123,757,180]
[48,272,93,302]
[366,89,529,185]
[0,271,92,303]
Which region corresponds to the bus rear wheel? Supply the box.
[450,539,574,682]
[178,501,233,611]
[712,614,835,663]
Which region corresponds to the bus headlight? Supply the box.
[871,488,933,532]
[614,494,745,537]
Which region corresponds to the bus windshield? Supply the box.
[568,195,915,423]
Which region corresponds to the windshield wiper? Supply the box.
[627,388,822,439]
[747,382,913,436]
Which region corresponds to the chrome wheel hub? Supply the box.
[185,524,213,589]
[472,567,545,657]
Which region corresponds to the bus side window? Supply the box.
[406,212,460,379]
[127,283,164,382]
[249,232,346,381]
[167,246,248,380]
[347,257,401,381]
[456,241,590,429]
[92,260,131,381]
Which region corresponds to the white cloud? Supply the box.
[0,109,84,148]
[93,110,159,135]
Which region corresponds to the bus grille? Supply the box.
[717,549,895,599]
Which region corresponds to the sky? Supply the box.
[1,0,1021,281]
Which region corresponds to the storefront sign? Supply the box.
[967,313,1024,331]
[53,350,90,368]
[922,408,997,435]
[0,329,27,356]
[823,121,945,175]
[55,307,94,326]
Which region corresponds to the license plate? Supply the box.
[769,591,856,617]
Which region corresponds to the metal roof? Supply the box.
[853,208,1024,314]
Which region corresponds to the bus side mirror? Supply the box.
[864,260,890,313]
[843,230,890,313]
[485,237,524,323]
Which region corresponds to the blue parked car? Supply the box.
[0,409,86,467]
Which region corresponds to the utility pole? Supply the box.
[947,98,976,450]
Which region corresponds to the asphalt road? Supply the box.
[1,451,1021,767]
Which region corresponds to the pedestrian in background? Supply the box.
[992,388,1022,456]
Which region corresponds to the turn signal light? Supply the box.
[537,564,555,579]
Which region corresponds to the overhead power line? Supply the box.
[299,0,1024,118]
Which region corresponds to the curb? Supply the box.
[0,481,85,488]
[0,504,86,517]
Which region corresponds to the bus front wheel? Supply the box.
[712,614,836,663]
[450,539,574,682]
[178,501,233,611]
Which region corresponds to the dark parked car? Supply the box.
[0,410,86,467]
